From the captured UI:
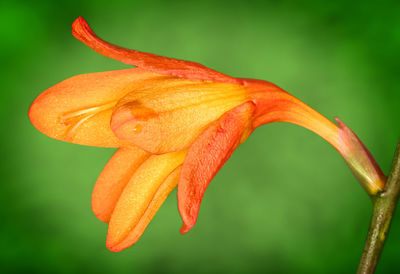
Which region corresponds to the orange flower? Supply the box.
[29,17,386,252]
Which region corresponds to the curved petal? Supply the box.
[106,150,186,250]
[109,167,181,252]
[91,146,151,222]
[246,78,340,149]
[29,68,168,147]
[72,17,242,85]
[247,78,386,196]
[178,102,255,233]
[110,78,249,154]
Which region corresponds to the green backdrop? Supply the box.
[1,0,399,273]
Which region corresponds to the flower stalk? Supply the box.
[357,139,400,274]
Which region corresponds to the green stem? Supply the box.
[357,140,400,274]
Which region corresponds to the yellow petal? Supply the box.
[111,78,248,154]
[91,146,150,222]
[106,150,186,249]
[109,166,181,252]
[29,68,169,147]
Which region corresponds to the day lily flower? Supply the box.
[29,17,386,252]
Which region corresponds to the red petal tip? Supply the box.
[70,16,241,84]
[180,223,193,234]
[72,16,92,41]
[106,246,123,253]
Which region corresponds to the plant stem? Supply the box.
[357,140,400,274]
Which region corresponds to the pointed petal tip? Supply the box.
[106,233,140,252]
[72,16,85,26]
[106,241,128,253]
[107,247,122,253]
[72,16,99,49]
[105,234,127,252]
[177,102,254,237]
[105,226,139,253]
[72,16,90,38]
[70,16,240,84]
[180,223,193,234]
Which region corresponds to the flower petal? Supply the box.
[91,146,150,223]
[29,68,168,147]
[111,78,249,154]
[109,167,181,252]
[247,79,386,196]
[72,17,242,84]
[106,150,186,249]
[178,102,255,233]
[246,78,340,149]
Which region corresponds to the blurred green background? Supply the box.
[1,0,399,273]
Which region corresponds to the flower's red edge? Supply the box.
[72,17,243,85]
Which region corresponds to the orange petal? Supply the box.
[91,146,150,222]
[178,102,255,233]
[29,68,168,147]
[109,166,181,252]
[111,78,249,154]
[72,17,242,84]
[247,79,386,196]
[247,78,340,149]
[106,150,186,250]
